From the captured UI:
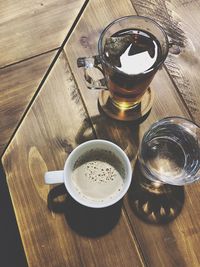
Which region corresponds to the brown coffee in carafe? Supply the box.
[103,29,162,109]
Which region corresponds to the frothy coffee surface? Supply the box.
[71,149,125,202]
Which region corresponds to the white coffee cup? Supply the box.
[44,139,132,208]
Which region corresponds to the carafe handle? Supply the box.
[77,55,107,90]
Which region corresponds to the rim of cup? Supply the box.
[98,15,169,76]
[64,139,132,208]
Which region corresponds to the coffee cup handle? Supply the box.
[44,170,64,184]
[77,55,107,90]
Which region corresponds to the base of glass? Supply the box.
[111,98,141,110]
[98,87,154,122]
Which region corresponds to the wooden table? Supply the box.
[1,0,200,266]
[0,0,86,156]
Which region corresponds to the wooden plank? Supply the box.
[2,51,144,267]
[0,50,56,156]
[64,0,200,266]
[0,0,85,67]
[130,0,200,124]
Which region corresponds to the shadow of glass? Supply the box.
[128,161,185,224]
[48,184,122,237]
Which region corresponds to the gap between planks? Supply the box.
[0,0,90,159]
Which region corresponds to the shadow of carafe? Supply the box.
[47,184,122,237]
[75,113,141,162]
[128,161,185,224]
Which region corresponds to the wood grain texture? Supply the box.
[2,0,200,266]
[65,0,200,266]
[130,0,200,124]
[2,52,144,267]
[0,0,85,67]
[0,50,56,156]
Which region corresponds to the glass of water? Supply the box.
[138,117,200,185]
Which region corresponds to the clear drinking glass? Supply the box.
[138,117,200,185]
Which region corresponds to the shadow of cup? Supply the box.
[128,161,185,224]
[47,185,122,237]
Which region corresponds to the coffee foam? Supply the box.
[71,149,125,202]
